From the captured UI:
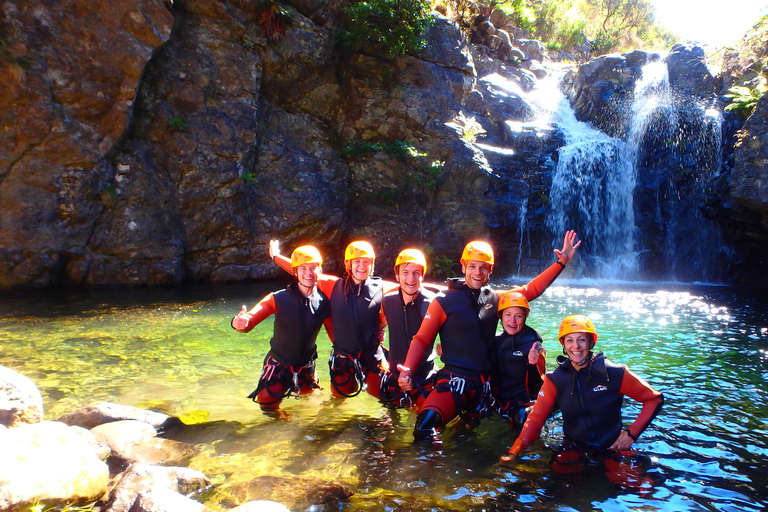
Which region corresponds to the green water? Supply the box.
[1,280,767,511]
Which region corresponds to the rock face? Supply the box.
[0,0,174,287]
[0,0,766,286]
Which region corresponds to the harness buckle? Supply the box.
[448,375,466,395]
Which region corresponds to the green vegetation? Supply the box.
[28,503,94,512]
[430,253,460,278]
[446,0,676,56]
[723,15,768,116]
[338,0,435,59]
[445,111,486,144]
[241,170,258,186]
[342,139,427,159]
[724,83,767,116]
[168,116,189,131]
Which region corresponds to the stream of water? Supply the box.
[2,280,767,511]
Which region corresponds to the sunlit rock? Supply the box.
[59,401,182,432]
[101,462,211,512]
[0,421,109,510]
[0,366,43,427]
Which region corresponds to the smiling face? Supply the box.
[462,259,492,290]
[348,257,373,283]
[295,263,320,291]
[562,332,593,368]
[501,306,527,336]
[396,262,423,297]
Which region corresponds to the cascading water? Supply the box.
[530,58,727,282]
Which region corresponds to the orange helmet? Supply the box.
[394,248,427,273]
[291,245,323,267]
[497,291,529,318]
[461,241,494,265]
[558,315,598,345]
[344,241,376,262]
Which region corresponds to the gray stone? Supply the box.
[102,463,211,512]
[59,402,181,431]
[0,366,43,427]
[128,488,212,512]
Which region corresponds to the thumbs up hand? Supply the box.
[232,305,252,331]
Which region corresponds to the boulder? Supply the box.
[0,366,43,427]
[129,487,213,512]
[59,402,183,432]
[0,421,109,510]
[101,463,211,512]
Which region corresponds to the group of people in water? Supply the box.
[231,231,664,473]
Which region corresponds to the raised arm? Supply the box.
[231,293,278,333]
[498,230,582,301]
[268,239,293,274]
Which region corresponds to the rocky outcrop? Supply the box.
[0,0,174,287]
[1,0,766,287]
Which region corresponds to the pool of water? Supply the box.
[1,280,767,511]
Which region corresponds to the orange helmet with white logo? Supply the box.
[291,246,323,267]
[558,315,598,345]
[497,291,529,318]
[344,241,376,262]
[394,248,427,274]
[461,241,494,266]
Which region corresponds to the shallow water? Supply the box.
[2,280,767,511]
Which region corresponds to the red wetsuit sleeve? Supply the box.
[273,253,294,274]
[403,299,448,371]
[509,375,557,455]
[234,293,277,333]
[496,259,566,302]
[619,368,664,440]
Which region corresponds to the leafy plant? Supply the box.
[337,0,434,59]
[431,254,459,278]
[252,0,294,42]
[241,170,258,186]
[724,82,768,116]
[413,160,444,189]
[445,111,487,144]
[168,116,189,131]
[342,139,426,159]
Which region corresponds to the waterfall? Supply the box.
[535,59,726,282]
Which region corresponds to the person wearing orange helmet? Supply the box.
[379,249,441,408]
[493,291,546,430]
[398,231,581,443]
[270,239,398,399]
[499,315,664,473]
[232,245,330,417]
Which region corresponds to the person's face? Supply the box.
[396,263,424,296]
[501,306,526,336]
[295,263,320,289]
[462,259,492,289]
[349,257,373,283]
[563,333,592,367]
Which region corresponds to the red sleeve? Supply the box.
[273,254,294,274]
[403,299,447,370]
[496,259,566,302]
[509,375,557,455]
[619,369,664,439]
[238,294,277,332]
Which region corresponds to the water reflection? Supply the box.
[1,282,767,511]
